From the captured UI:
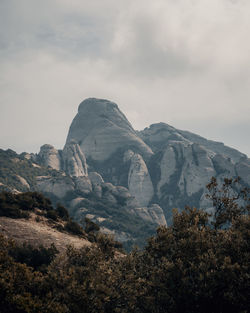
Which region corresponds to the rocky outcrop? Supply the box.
[62,141,88,177]
[74,176,92,194]
[126,151,154,207]
[36,175,75,198]
[1,98,249,249]
[140,122,246,162]
[180,143,216,197]
[38,144,61,170]
[212,154,236,176]
[139,122,190,152]
[236,158,250,185]
[155,141,216,219]
[130,204,167,226]
[66,98,153,161]
[88,172,104,185]
[14,175,30,190]
[157,145,177,194]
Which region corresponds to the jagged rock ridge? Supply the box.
[1,98,249,248]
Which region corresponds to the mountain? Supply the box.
[66,98,153,161]
[0,147,164,250]
[0,98,249,248]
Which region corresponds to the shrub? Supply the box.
[84,217,100,233]
[65,220,84,236]
[9,243,59,272]
[46,209,58,221]
[56,204,69,221]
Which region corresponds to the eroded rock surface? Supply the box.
[130,204,167,226]
[66,98,153,161]
[38,144,61,170]
[62,141,88,177]
[36,176,75,198]
[127,152,154,207]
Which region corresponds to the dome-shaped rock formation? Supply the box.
[66,98,153,161]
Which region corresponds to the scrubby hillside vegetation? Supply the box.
[0,178,249,313]
[0,148,160,250]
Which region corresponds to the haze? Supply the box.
[0,0,249,157]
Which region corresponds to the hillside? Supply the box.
[0,213,90,253]
[0,98,249,247]
[0,183,249,313]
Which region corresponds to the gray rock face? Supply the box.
[2,97,250,249]
[66,98,153,161]
[74,176,92,194]
[140,122,246,162]
[36,176,75,198]
[143,126,249,223]
[140,123,190,151]
[236,158,250,185]
[14,175,30,190]
[156,141,215,202]
[62,141,88,177]
[130,204,167,226]
[38,144,61,170]
[88,172,104,185]
[212,154,236,177]
[126,151,154,207]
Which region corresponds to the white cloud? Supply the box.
[0,0,249,156]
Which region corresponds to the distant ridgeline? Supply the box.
[0,98,249,248]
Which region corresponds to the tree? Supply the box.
[206,176,250,229]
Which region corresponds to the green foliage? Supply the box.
[0,192,30,218]
[0,197,249,313]
[206,176,250,229]
[0,191,53,219]
[46,209,58,221]
[0,149,52,192]
[56,204,69,221]
[0,176,249,312]
[65,220,84,236]
[9,243,59,272]
[84,217,100,233]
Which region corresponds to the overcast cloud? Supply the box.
[0,0,249,156]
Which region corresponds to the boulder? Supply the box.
[36,176,74,198]
[130,204,167,226]
[38,144,61,170]
[62,140,88,177]
[74,176,92,193]
[88,172,104,185]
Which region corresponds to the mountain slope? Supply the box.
[1,98,249,247]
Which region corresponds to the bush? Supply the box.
[84,217,100,234]
[56,204,69,221]
[0,192,30,219]
[65,220,84,236]
[46,209,58,221]
[9,242,59,272]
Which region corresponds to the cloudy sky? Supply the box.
[0,0,249,157]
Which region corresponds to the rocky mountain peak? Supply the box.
[66,98,153,161]
[78,97,118,113]
[140,122,246,162]
[76,98,134,133]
